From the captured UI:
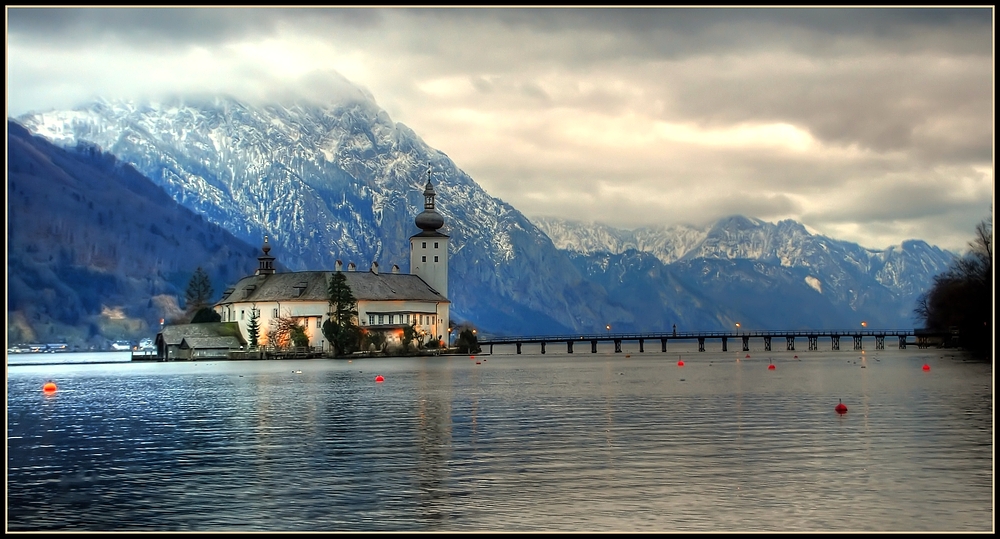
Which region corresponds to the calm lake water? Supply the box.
[6,345,994,532]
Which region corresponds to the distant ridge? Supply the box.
[533,215,956,330]
[12,90,958,338]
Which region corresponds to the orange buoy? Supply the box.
[922,364,930,371]
[375,375,384,383]
[835,399,848,414]
[42,381,57,393]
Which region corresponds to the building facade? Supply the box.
[212,175,451,352]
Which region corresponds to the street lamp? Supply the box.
[735,322,741,333]
[606,324,611,335]
[861,321,867,329]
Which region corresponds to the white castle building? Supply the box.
[212,174,451,351]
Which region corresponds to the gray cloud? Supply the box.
[6,7,383,47]
[5,6,993,252]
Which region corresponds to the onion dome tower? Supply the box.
[255,235,276,276]
[410,168,449,301]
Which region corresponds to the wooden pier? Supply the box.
[477,329,950,354]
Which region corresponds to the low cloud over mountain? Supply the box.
[10,90,957,346]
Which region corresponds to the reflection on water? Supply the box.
[6,349,993,532]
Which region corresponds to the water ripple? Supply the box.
[7,351,992,532]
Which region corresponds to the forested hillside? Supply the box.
[7,120,266,348]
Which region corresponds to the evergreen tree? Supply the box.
[290,324,310,348]
[322,271,360,356]
[185,267,214,313]
[247,304,260,349]
[455,326,482,354]
[190,307,221,323]
[368,331,387,353]
[401,323,418,354]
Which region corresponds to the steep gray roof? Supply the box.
[157,322,245,346]
[217,270,448,305]
[180,336,245,350]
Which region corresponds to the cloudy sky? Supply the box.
[6,7,994,252]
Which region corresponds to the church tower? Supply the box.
[410,170,449,301]
[255,235,276,276]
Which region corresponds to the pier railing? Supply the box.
[480,329,918,342]
[477,329,950,354]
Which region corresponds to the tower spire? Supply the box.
[256,235,276,275]
[423,167,436,211]
[415,167,444,232]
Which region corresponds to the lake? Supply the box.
[6,346,993,532]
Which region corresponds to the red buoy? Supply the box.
[677,360,685,366]
[42,381,57,393]
[768,364,775,370]
[793,355,798,359]
[922,364,930,371]
[835,399,848,414]
[745,354,750,358]
[375,375,384,383]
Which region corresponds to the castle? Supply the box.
[211,173,451,353]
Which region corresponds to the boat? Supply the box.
[111,340,133,351]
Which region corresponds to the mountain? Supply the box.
[7,120,265,349]
[11,90,957,339]
[535,216,957,330]
[530,217,709,264]
[14,97,626,337]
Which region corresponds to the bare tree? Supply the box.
[914,216,992,357]
[267,312,302,351]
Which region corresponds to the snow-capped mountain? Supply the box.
[535,215,957,329]
[13,90,957,335]
[534,216,709,264]
[16,96,629,335]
